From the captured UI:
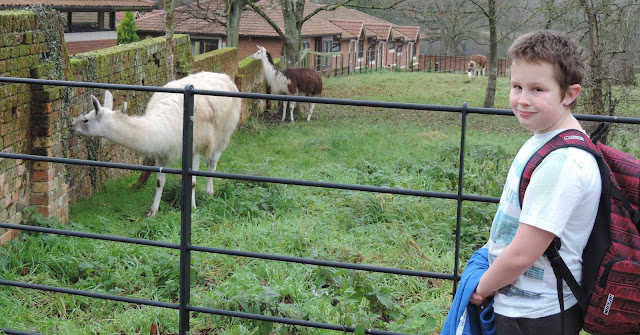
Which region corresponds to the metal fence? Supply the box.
[299,50,509,78]
[0,76,639,335]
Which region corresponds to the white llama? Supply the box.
[70,72,242,216]
[251,45,323,122]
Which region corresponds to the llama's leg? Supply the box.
[206,151,223,194]
[281,101,288,121]
[191,153,200,209]
[307,102,315,121]
[289,101,296,122]
[149,157,168,217]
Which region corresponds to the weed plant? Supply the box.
[1,72,637,334]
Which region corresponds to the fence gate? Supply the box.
[0,76,639,335]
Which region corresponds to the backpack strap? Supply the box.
[519,129,600,314]
[519,129,601,207]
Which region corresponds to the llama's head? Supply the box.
[251,45,267,60]
[467,60,477,73]
[70,90,115,137]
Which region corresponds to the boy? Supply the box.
[469,30,602,335]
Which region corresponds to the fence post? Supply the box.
[453,102,469,295]
[179,84,195,335]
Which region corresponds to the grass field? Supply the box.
[0,71,638,334]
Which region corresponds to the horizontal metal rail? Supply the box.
[3,76,640,124]
[1,76,639,335]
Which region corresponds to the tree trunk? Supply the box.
[483,0,497,108]
[226,0,244,48]
[164,0,176,81]
[281,0,303,67]
[579,0,605,137]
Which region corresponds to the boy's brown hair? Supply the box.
[507,30,586,109]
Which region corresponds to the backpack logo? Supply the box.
[563,135,585,141]
[603,294,614,315]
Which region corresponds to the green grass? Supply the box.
[1,71,639,334]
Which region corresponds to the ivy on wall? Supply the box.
[29,5,76,182]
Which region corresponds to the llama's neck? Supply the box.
[101,111,167,155]
[260,54,291,94]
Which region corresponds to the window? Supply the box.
[332,41,341,52]
[63,12,114,32]
[191,39,219,56]
[388,41,395,51]
[367,44,375,64]
[323,40,332,66]
[302,41,311,49]
[396,44,402,55]
[358,40,364,59]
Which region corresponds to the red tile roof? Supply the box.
[393,26,420,41]
[1,0,155,10]
[364,23,392,40]
[329,20,364,39]
[135,4,281,37]
[135,0,420,42]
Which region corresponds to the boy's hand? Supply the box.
[469,290,485,306]
[470,289,491,307]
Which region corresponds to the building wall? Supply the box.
[237,37,282,61]
[64,31,119,55]
[66,39,118,55]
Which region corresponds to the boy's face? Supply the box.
[509,60,580,134]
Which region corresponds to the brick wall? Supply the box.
[193,47,238,79]
[0,8,268,245]
[0,10,45,243]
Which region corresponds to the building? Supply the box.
[135,0,422,71]
[0,0,156,54]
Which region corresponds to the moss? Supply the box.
[0,47,10,60]
[238,55,257,69]
[0,10,34,32]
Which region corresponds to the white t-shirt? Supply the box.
[487,129,602,318]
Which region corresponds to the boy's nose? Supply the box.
[518,92,531,106]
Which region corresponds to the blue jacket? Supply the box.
[441,247,495,335]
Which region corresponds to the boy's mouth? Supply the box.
[517,110,535,118]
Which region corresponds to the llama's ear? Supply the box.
[91,95,102,115]
[103,90,113,110]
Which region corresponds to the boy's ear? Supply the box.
[562,84,581,107]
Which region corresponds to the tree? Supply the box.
[164,0,177,81]
[117,11,139,44]
[180,0,256,48]
[247,0,402,68]
[402,0,483,55]
[543,0,640,137]
[467,0,540,108]
[575,0,640,134]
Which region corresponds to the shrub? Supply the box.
[117,12,139,45]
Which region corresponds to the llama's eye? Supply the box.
[83,119,88,123]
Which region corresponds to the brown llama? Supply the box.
[467,54,488,78]
[252,45,323,122]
